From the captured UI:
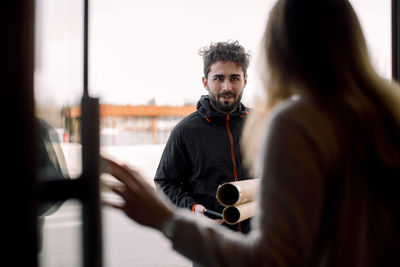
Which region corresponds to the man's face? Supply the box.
[202,61,247,113]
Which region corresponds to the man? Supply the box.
[154,41,252,233]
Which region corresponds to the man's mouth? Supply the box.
[219,93,235,100]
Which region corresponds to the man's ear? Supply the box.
[202,77,208,90]
[244,74,248,88]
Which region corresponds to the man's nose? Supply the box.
[222,80,232,91]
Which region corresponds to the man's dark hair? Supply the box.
[199,40,252,78]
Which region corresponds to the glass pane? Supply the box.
[96,0,390,266]
[35,0,83,180]
[34,0,83,266]
[34,0,391,266]
[38,200,82,267]
[96,1,391,266]
[94,0,272,266]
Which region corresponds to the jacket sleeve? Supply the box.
[154,126,197,210]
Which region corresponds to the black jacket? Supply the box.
[154,95,252,233]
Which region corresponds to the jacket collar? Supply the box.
[196,95,248,120]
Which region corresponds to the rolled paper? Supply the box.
[222,201,257,225]
[216,179,260,206]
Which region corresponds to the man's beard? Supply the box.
[209,90,243,113]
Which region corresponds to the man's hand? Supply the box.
[194,205,224,224]
[193,204,206,214]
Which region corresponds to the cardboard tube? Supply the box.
[222,201,257,225]
[216,179,260,206]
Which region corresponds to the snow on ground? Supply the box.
[61,142,166,206]
[61,143,165,182]
[100,144,166,182]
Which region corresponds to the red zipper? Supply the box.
[226,114,238,182]
[226,114,241,232]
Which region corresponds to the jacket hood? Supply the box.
[196,95,248,120]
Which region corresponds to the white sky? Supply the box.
[34,0,391,107]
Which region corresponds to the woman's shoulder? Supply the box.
[269,95,329,126]
[266,96,342,162]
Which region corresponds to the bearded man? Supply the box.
[154,41,253,234]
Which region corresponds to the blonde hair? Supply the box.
[242,0,400,173]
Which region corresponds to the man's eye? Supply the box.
[231,77,240,81]
[215,77,223,81]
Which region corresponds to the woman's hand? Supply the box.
[101,157,174,231]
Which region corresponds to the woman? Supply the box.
[103,0,400,266]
